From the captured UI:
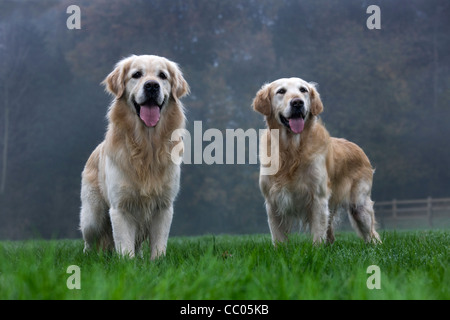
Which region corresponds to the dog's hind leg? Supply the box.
[80,184,113,252]
[80,144,114,252]
[348,179,381,243]
[348,199,381,243]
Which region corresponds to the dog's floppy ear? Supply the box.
[309,82,324,116]
[252,83,272,116]
[168,61,190,100]
[102,56,133,99]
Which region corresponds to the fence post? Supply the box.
[427,196,433,227]
[392,199,397,229]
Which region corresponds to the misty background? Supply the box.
[0,0,449,239]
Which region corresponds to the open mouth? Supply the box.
[133,97,165,127]
[279,113,306,134]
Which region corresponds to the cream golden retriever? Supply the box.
[80,55,189,259]
[253,77,381,245]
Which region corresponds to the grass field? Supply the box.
[0,230,448,300]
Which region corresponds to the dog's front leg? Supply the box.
[149,205,174,260]
[309,197,330,244]
[110,208,136,257]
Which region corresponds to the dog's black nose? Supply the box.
[144,80,160,94]
[290,98,306,118]
[290,98,304,109]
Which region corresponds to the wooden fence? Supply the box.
[374,197,450,228]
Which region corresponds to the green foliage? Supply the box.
[0,231,448,299]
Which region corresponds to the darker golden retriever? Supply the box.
[253,77,381,245]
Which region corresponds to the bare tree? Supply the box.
[0,22,32,194]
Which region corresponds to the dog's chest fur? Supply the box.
[262,152,329,217]
[260,122,331,217]
[100,99,184,215]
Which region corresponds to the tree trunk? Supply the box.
[1,106,9,194]
[433,7,439,112]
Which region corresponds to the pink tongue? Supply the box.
[139,105,160,127]
[289,118,304,134]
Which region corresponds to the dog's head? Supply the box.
[252,77,323,134]
[103,55,189,127]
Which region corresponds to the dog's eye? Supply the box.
[300,87,308,93]
[132,71,142,79]
[276,88,286,95]
[158,72,167,80]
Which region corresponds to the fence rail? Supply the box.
[374,197,450,228]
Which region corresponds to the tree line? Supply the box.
[0,0,449,239]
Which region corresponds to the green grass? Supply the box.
[0,230,448,299]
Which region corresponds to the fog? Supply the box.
[1,0,449,239]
